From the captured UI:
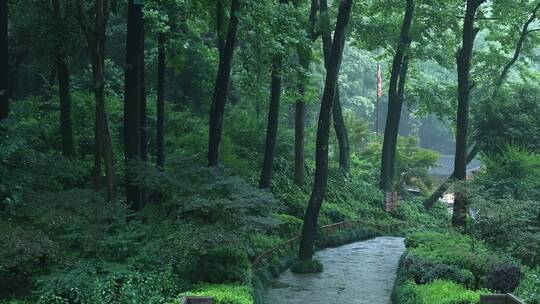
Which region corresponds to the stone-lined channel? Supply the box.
[263,237,405,304]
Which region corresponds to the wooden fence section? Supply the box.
[251,219,397,267]
[481,294,524,304]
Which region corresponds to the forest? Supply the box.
[0,0,539,303]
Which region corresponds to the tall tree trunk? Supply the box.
[293,0,318,187]
[298,0,352,262]
[124,0,144,209]
[452,0,484,227]
[140,29,147,162]
[85,0,115,201]
[56,55,75,156]
[319,0,350,172]
[259,55,283,189]
[294,51,308,187]
[294,96,305,186]
[423,1,538,209]
[208,0,241,167]
[0,0,8,122]
[90,51,116,201]
[333,93,349,171]
[76,0,115,201]
[156,32,166,168]
[379,0,414,193]
[52,0,74,157]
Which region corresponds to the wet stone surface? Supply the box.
[264,237,405,304]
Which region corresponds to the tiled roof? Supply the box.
[429,155,482,176]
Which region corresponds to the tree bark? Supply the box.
[0,0,8,122]
[298,0,353,262]
[52,0,75,157]
[76,0,116,201]
[294,51,308,187]
[452,0,484,227]
[123,0,144,209]
[319,0,350,172]
[379,0,414,193]
[208,0,241,167]
[140,28,147,162]
[156,32,166,168]
[259,55,283,189]
[293,0,318,187]
[294,97,305,186]
[56,55,75,157]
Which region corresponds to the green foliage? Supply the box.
[186,246,251,285]
[515,267,540,304]
[413,280,486,304]
[396,199,450,230]
[290,259,324,274]
[360,137,439,192]
[404,231,507,289]
[182,284,253,304]
[470,147,540,266]
[474,84,540,155]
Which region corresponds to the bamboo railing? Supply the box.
[251,219,398,267]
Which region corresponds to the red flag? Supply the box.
[377,64,383,98]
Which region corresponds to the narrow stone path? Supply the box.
[264,237,405,304]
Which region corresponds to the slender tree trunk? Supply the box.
[90,51,116,201]
[156,32,166,168]
[379,0,414,193]
[319,0,350,172]
[298,0,353,262]
[208,0,241,167]
[124,0,144,209]
[294,48,308,187]
[140,29,147,162]
[294,97,305,186]
[56,55,75,157]
[423,143,479,209]
[52,0,75,157]
[452,0,484,227]
[0,0,8,121]
[259,56,283,189]
[495,1,540,89]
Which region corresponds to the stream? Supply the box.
[263,237,406,304]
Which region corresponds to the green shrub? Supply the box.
[182,284,253,304]
[290,259,323,274]
[275,214,303,238]
[405,231,501,288]
[485,262,523,293]
[392,280,420,304]
[187,246,251,284]
[414,280,486,304]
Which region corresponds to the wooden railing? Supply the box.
[481,294,524,304]
[251,219,397,267]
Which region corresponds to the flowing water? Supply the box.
[263,237,405,304]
